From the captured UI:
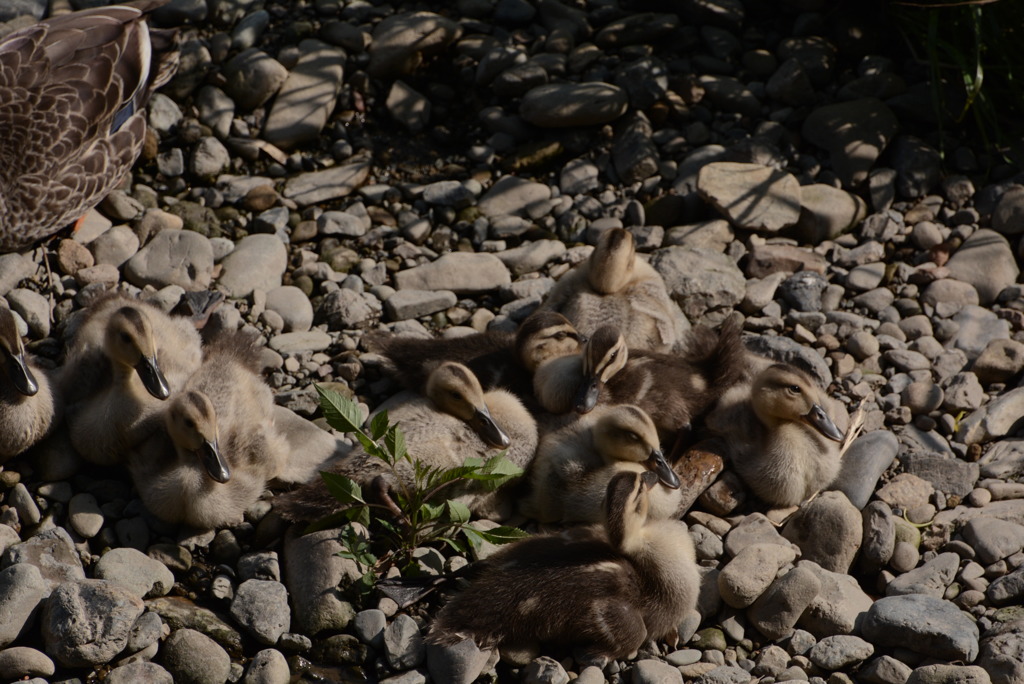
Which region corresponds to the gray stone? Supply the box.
[385,289,457,321]
[891,136,942,199]
[861,501,896,570]
[744,333,833,387]
[613,112,659,184]
[946,229,1020,305]
[987,565,1024,606]
[264,40,346,149]
[0,253,37,297]
[718,543,798,608]
[748,566,822,641]
[782,491,862,573]
[921,279,979,317]
[650,246,745,319]
[900,452,978,497]
[268,330,332,354]
[387,80,430,132]
[698,75,762,117]
[242,648,290,684]
[496,240,566,276]
[697,162,801,233]
[67,492,103,539]
[632,658,684,683]
[195,85,234,139]
[2,528,85,591]
[283,161,370,206]
[797,561,873,637]
[973,339,1024,385]
[124,229,214,291]
[0,563,47,648]
[722,513,790,557]
[523,656,569,684]
[223,49,287,112]
[353,609,386,649]
[319,288,382,329]
[0,647,54,680]
[107,661,174,684]
[886,552,959,598]
[160,628,231,684]
[6,288,50,338]
[191,136,230,176]
[42,579,144,667]
[862,594,979,662]
[94,547,174,599]
[9,482,40,525]
[384,613,425,670]
[265,286,314,333]
[956,386,1024,445]
[808,635,874,670]
[218,234,287,298]
[394,252,511,295]
[318,211,367,238]
[905,665,991,684]
[89,225,140,268]
[520,82,628,127]
[426,639,497,684]
[802,98,899,188]
[230,579,290,645]
[368,11,460,79]
[478,176,552,219]
[979,619,1024,684]
[859,655,913,684]
[962,517,1024,565]
[992,185,1024,235]
[283,527,358,635]
[796,184,868,244]
[831,431,899,509]
[779,270,828,311]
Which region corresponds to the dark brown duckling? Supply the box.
[534,316,747,446]
[365,311,583,405]
[427,469,700,668]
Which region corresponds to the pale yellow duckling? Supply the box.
[129,332,287,529]
[539,228,687,352]
[61,293,202,464]
[708,364,847,507]
[428,470,700,668]
[0,307,57,461]
[276,361,538,523]
[521,404,681,524]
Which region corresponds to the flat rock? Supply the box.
[160,628,231,684]
[217,234,287,298]
[862,594,979,662]
[2,528,85,592]
[383,613,425,670]
[650,246,746,318]
[0,563,48,648]
[961,517,1024,565]
[385,289,457,321]
[124,229,214,291]
[265,286,315,333]
[979,619,1024,684]
[906,665,991,684]
[718,543,798,608]
[0,646,54,680]
[796,184,868,244]
[107,662,174,684]
[748,566,821,641]
[283,161,370,207]
[478,176,552,218]
[223,48,287,112]
[93,547,174,599]
[319,288,382,330]
[283,527,358,635]
[42,579,144,668]
[746,243,828,278]
[886,552,959,598]
[782,491,862,573]
[809,635,874,670]
[802,98,899,188]
[496,239,566,276]
[957,386,1024,445]
[797,560,873,637]
[368,11,460,79]
[268,330,332,354]
[230,579,290,645]
[427,639,498,684]
[945,229,1020,305]
[394,252,511,295]
[831,431,899,509]
[264,40,346,150]
[697,162,801,233]
[520,82,628,127]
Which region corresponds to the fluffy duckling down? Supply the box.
[128,332,286,529]
[62,294,202,465]
[0,306,57,461]
[428,469,700,668]
[708,363,847,507]
[521,404,681,524]
[276,361,538,523]
[539,228,687,353]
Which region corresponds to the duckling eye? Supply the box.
[120,332,132,343]
[554,332,567,341]
[628,431,640,441]
[609,351,618,362]
[184,418,195,429]
[789,385,802,394]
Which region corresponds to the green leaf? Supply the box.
[444,500,471,525]
[316,384,365,434]
[320,471,366,506]
[474,525,529,545]
[386,425,408,463]
[419,502,444,520]
[461,525,487,553]
[369,411,390,440]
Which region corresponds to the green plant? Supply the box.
[312,384,529,598]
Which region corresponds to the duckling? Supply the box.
[521,404,681,524]
[128,332,287,529]
[365,311,583,405]
[534,316,747,446]
[708,363,847,507]
[275,361,538,523]
[0,307,57,460]
[62,294,202,464]
[539,228,687,353]
[428,469,700,667]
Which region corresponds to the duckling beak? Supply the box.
[804,404,845,442]
[645,449,680,489]
[573,376,601,414]
[470,407,511,448]
[640,470,659,489]
[135,355,170,400]
[200,439,231,483]
[7,350,39,397]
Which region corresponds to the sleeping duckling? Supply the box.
[128,332,287,529]
[521,404,681,524]
[61,293,203,464]
[275,361,538,523]
[0,307,57,461]
[428,469,700,667]
[365,311,582,405]
[534,317,747,445]
[708,364,846,507]
[539,228,687,353]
